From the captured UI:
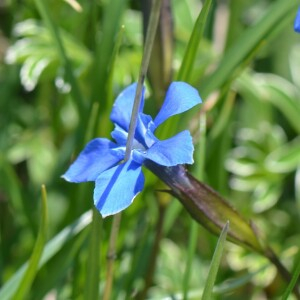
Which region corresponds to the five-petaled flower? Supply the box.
[62,82,202,217]
[294,6,300,33]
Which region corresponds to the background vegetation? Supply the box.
[0,0,299,299]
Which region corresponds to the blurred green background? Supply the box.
[0,0,300,299]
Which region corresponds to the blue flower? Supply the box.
[62,82,202,217]
[294,7,300,33]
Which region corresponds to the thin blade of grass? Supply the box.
[201,221,229,300]
[0,211,92,300]
[281,256,300,300]
[159,0,211,140]
[214,265,268,294]
[12,185,48,300]
[201,0,298,98]
[84,208,102,299]
[177,0,212,82]
[90,0,128,109]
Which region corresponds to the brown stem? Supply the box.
[136,203,166,300]
[265,247,300,300]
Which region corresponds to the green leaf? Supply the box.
[91,0,128,108]
[214,264,268,294]
[84,208,102,299]
[296,167,300,214]
[260,74,300,134]
[202,221,229,300]
[0,211,92,300]
[33,0,86,116]
[177,0,213,82]
[266,137,300,173]
[281,255,300,300]
[7,19,91,92]
[201,0,298,98]
[12,185,48,300]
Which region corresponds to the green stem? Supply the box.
[103,1,163,297]
[13,185,48,300]
[182,113,206,299]
[102,213,122,300]
[182,221,198,300]
[137,204,166,299]
[265,248,300,300]
[124,0,163,161]
[84,208,102,299]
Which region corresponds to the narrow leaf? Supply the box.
[177,0,213,82]
[0,211,92,300]
[281,256,300,300]
[84,208,102,299]
[202,221,229,300]
[12,185,48,300]
[266,136,300,173]
[201,0,298,98]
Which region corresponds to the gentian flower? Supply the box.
[294,6,300,33]
[62,82,202,217]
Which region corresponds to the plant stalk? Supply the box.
[102,213,122,300]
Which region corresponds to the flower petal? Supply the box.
[110,83,145,131]
[144,130,194,166]
[62,138,123,182]
[295,7,300,33]
[111,125,128,146]
[94,159,144,217]
[153,82,202,128]
[135,113,154,147]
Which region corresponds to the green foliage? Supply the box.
[202,221,229,300]
[6,19,91,91]
[1,0,300,299]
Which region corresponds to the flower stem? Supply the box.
[84,207,102,299]
[104,1,163,298]
[124,0,163,161]
[136,203,166,300]
[182,113,206,299]
[102,213,122,300]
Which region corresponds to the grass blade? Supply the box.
[201,0,298,98]
[177,0,212,82]
[12,185,48,300]
[0,211,92,300]
[202,221,229,300]
[281,256,300,300]
[84,208,102,299]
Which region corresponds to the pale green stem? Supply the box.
[124,0,163,161]
[103,1,163,298]
[84,208,102,299]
